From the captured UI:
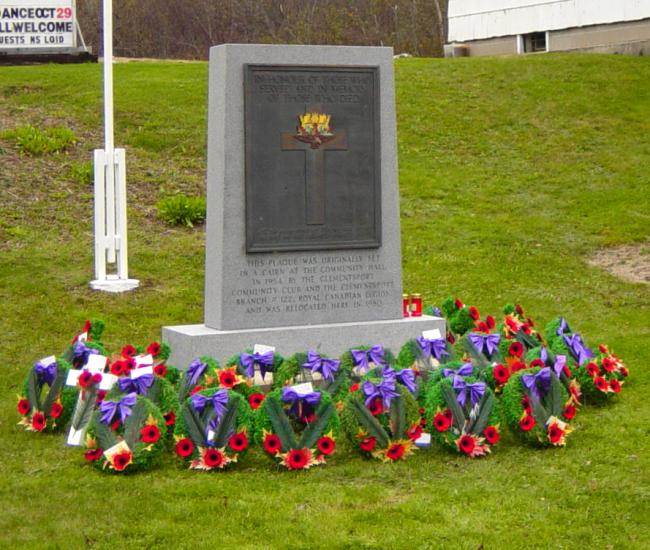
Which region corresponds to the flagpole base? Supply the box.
[90,275,139,293]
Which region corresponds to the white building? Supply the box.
[446,0,650,57]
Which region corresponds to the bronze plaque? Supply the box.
[244,65,381,252]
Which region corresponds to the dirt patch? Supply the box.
[588,243,650,284]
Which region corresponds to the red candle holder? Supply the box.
[402,294,411,318]
[410,294,422,317]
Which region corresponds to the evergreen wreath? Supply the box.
[340,345,396,381]
[397,336,454,400]
[174,388,253,471]
[424,374,500,457]
[273,350,351,402]
[84,393,166,472]
[574,344,628,404]
[119,341,180,385]
[341,368,420,462]
[501,367,574,447]
[439,296,478,337]
[17,357,77,433]
[498,303,542,356]
[177,356,221,404]
[61,319,107,367]
[256,387,340,470]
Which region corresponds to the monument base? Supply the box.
[163,315,445,368]
[90,276,140,293]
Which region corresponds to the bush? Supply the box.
[156,194,206,227]
[2,125,77,156]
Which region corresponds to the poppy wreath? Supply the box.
[223,348,285,399]
[481,338,532,393]
[501,367,574,447]
[61,319,107,367]
[438,296,479,337]
[106,371,179,436]
[17,357,77,433]
[177,356,221,404]
[573,344,628,404]
[256,387,340,470]
[545,317,595,366]
[397,336,455,395]
[498,303,542,355]
[273,351,352,402]
[424,374,501,457]
[340,369,420,462]
[84,393,166,473]
[524,346,581,407]
[459,329,503,365]
[174,388,253,471]
[119,341,180,385]
[340,345,396,382]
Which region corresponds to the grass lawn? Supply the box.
[0,53,648,548]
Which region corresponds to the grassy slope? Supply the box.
[0,54,648,548]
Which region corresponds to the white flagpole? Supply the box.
[90,0,139,292]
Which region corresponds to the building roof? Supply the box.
[448,0,650,42]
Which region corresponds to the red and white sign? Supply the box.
[0,0,76,50]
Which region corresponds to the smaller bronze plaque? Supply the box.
[244,64,381,252]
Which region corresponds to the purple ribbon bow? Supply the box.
[34,359,58,386]
[99,392,137,425]
[540,346,549,364]
[556,317,572,336]
[118,373,154,395]
[362,375,400,409]
[521,367,552,400]
[351,345,385,373]
[72,341,98,366]
[191,389,229,420]
[452,376,486,408]
[563,333,594,365]
[443,362,474,379]
[281,387,322,417]
[416,337,449,361]
[186,358,208,387]
[468,332,501,357]
[240,351,275,380]
[552,355,567,379]
[396,368,416,393]
[301,351,340,382]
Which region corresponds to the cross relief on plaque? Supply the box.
[281,105,348,225]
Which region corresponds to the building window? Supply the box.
[523,32,547,53]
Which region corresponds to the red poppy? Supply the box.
[521,395,531,412]
[562,404,576,420]
[110,420,120,431]
[112,451,132,471]
[458,434,476,455]
[248,393,265,410]
[154,364,167,378]
[563,365,572,378]
[476,321,489,333]
[601,357,616,373]
[594,376,608,392]
[368,397,383,416]
[175,438,194,458]
[218,369,237,388]
[17,398,30,416]
[486,315,496,330]
[418,407,425,415]
[522,324,532,335]
[32,411,46,432]
[359,436,376,452]
[50,402,63,419]
[83,319,92,333]
[548,423,565,445]
[229,432,249,452]
[317,436,336,456]
[147,342,161,357]
[263,433,282,455]
[598,344,609,354]
[189,385,204,396]
[96,390,107,403]
[407,424,423,441]
[619,366,629,378]
[419,417,427,427]
[493,364,510,385]
[609,379,621,393]
[203,448,226,468]
[447,332,456,345]
[468,306,480,321]
[511,361,527,373]
[483,426,500,445]
[164,411,176,426]
[433,412,451,432]
[286,448,311,470]
[386,443,405,461]
[515,304,524,316]
[529,359,545,368]
[121,344,137,358]
[443,408,453,421]
[110,360,127,377]
[140,424,161,444]
[586,362,600,378]
[454,298,464,310]
[519,415,535,432]
[349,383,360,393]
[84,448,103,462]
[301,411,316,424]
[509,342,524,358]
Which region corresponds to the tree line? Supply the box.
[77,0,448,59]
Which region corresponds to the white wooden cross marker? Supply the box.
[90,0,139,292]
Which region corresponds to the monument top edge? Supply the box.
[209,44,394,55]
